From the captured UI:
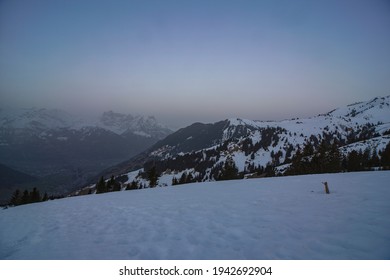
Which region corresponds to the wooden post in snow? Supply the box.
[322,182,330,194]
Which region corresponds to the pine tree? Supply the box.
[96,176,107,194]
[265,163,275,177]
[113,182,121,191]
[126,181,139,190]
[106,175,113,192]
[21,190,30,205]
[107,175,121,192]
[42,192,49,201]
[179,172,187,184]
[326,142,342,173]
[219,157,239,180]
[186,173,194,183]
[256,165,264,176]
[30,187,41,203]
[10,189,21,206]
[370,149,380,167]
[381,142,390,168]
[317,140,329,173]
[362,148,371,169]
[147,166,159,187]
[287,148,303,175]
[347,150,362,171]
[303,141,314,157]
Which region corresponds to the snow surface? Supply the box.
[339,135,390,155]
[1,171,389,260]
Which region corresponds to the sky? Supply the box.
[1,0,390,129]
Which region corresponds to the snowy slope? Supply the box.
[339,135,390,156]
[114,96,389,184]
[1,171,389,260]
[222,96,390,157]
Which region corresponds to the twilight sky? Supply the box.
[1,0,390,128]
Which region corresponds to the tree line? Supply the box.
[95,172,154,194]
[285,140,390,175]
[95,175,122,193]
[8,187,64,207]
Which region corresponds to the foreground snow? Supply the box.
[1,171,390,260]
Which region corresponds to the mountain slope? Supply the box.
[90,96,390,188]
[1,171,389,259]
[0,164,39,205]
[0,163,38,186]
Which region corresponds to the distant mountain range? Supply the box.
[82,96,390,193]
[2,96,390,203]
[0,108,172,203]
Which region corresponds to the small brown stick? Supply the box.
[322,182,330,194]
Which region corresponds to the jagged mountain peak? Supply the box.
[100,111,134,125]
[98,111,171,137]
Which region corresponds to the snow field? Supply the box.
[0,171,389,260]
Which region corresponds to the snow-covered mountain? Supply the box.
[2,171,389,259]
[0,108,172,203]
[98,111,171,138]
[0,108,171,139]
[91,96,390,189]
[0,108,78,131]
